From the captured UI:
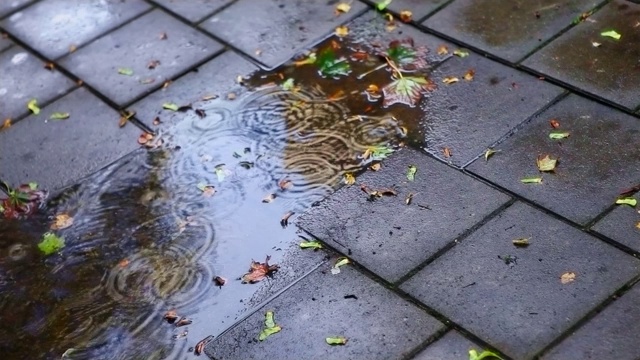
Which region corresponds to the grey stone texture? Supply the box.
[153,0,233,23]
[413,331,484,360]
[592,193,640,253]
[0,0,33,18]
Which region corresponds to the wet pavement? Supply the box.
[1,1,639,360]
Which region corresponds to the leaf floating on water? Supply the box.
[376,0,393,11]
[238,161,254,170]
[213,276,226,287]
[326,336,348,345]
[282,78,296,91]
[50,213,73,230]
[38,232,65,255]
[317,48,350,77]
[278,178,293,190]
[601,30,621,40]
[196,182,216,197]
[242,255,279,284]
[536,154,557,172]
[262,193,276,203]
[453,49,469,58]
[616,198,637,207]
[195,108,206,118]
[215,164,227,182]
[331,257,350,275]
[343,173,356,185]
[300,240,323,250]
[163,103,179,111]
[175,317,192,327]
[406,165,417,181]
[442,76,459,84]
[549,131,570,139]
[382,76,433,107]
[258,326,281,341]
[521,176,543,184]
[50,112,70,120]
[194,335,214,356]
[512,238,530,247]
[163,310,179,324]
[280,211,294,228]
[117,67,134,76]
[560,272,576,284]
[27,99,40,115]
[469,348,504,360]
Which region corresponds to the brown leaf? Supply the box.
[560,272,576,284]
[162,80,172,89]
[262,193,276,203]
[550,119,560,128]
[437,45,449,55]
[194,335,214,356]
[164,310,179,324]
[280,211,294,228]
[137,133,153,145]
[370,163,381,171]
[213,276,226,287]
[1,118,11,130]
[44,62,55,71]
[443,147,452,158]
[119,110,135,128]
[463,69,475,81]
[69,44,77,53]
[175,317,192,327]
[50,213,73,230]
[147,60,161,69]
[400,10,413,23]
[278,179,293,190]
[118,259,129,268]
[201,94,219,101]
[442,76,459,84]
[241,255,280,284]
[335,25,349,37]
[152,117,161,126]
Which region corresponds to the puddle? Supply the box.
[0,31,442,359]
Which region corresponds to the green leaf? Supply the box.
[601,30,621,40]
[264,310,276,329]
[376,0,393,11]
[536,155,557,172]
[326,336,348,345]
[118,67,134,76]
[469,349,503,360]
[549,131,570,139]
[282,78,295,91]
[258,326,281,341]
[453,49,470,58]
[317,48,350,77]
[371,146,394,160]
[616,198,637,207]
[406,165,417,181]
[38,232,65,255]
[512,238,530,247]
[27,99,40,115]
[215,164,226,182]
[28,182,38,190]
[484,149,499,161]
[300,241,323,250]
[50,112,70,120]
[521,177,542,184]
[382,76,432,107]
[331,257,350,275]
[163,103,179,111]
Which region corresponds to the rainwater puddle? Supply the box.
[0,32,439,359]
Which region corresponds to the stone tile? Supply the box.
[421,52,563,166]
[59,10,223,106]
[467,94,640,225]
[423,0,601,63]
[153,0,232,23]
[381,0,448,21]
[0,35,12,53]
[413,331,482,360]
[0,0,33,19]
[200,0,367,68]
[402,202,640,360]
[0,0,150,60]
[542,282,640,360]
[205,265,444,360]
[592,193,640,253]
[297,148,510,283]
[0,46,75,121]
[523,0,640,110]
[0,87,141,191]
[131,51,257,128]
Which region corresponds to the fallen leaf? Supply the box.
[162,80,172,89]
[294,52,317,66]
[616,198,637,207]
[370,146,394,160]
[201,94,218,101]
[469,349,504,360]
[280,211,294,228]
[484,149,498,161]
[549,131,570,139]
[38,232,65,255]
[139,78,155,84]
[282,78,296,91]
[382,76,433,107]
[405,192,415,205]
[572,10,593,24]
[335,25,349,37]
[336,3,351,13]
[118,67,134,76]
[28,182,38,190]
[213,276,226,287]
[2,118,11,130]
[264,310,276,329]
[591,41,601,47]
[69,44,77,53]
[215,164,227,182]
[399,10,412,23]
[194,335,214,356]
[163,103,179,111]
[175,317,192,327]
[453,49,469,58]
[137,133,153,145]
[331,257,350,274]
[49,112,70,120]
[521,176,543,184]
[326,336,348,345]
[406,165,417,181]
[463,69,475,81]
[442,76,459,84]
[242,256,279,283]
[343,173,356,185]
[258,326,281,341]
[196,182,216,197]
[163,310,179,324]
[118,259,129,268]
[44,62,55,71]
[512,238,530,247]
[159,32,168,40]
[601,30,621,40]
[376,0,393,11]
[549,119,560,128]
[300,241,323,250]
[195,108,206,118]
[443,147,452,158]
[370,163,381,171]
[316,48,350,77]
[536,155,557,172]
[51,213,73,230]
[384,38,429,72]
[437,45,449,55]
[560,272,576,284]
[262,193,276,203]
[118,110,135,127]
[278,178,293,190]
[635,221,640,230]
[27,99,40,115]
[147,60,160,69]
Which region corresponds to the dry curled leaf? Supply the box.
[560,272,576,284]
[536,154,557,172]
[241,255,279,284]
[118,110,135,127]
[194,335,214,356]
[549,119,560,128]
[175,317,192,327]
[335,2,351,14]
[443,147,452,158]
[147,60,161,69]
[442,76,459,84]
[278,179,293,190]
[164,310,179,324]
[343,173,356,185]
[437,45,449,55]
[44,62,55,71]
[51,213,73,230]
[2,118,11,130]
[213,276,226,287]
[370,163,381,171]
[280,211,294,228]
[463,69,475,81]
[399,10,413,23]
[137,133,154,145]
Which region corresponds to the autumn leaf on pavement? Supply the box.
[406,165,417,181]
[335,25,349,37]
[382,76,432,107]
[335,2,351,14]
[51,213,73,230]
[437,45,449,55]
[343,173,356,185]
[196,183,216,197]
[376,0,393,11]
[163,103,179,111]
[399,10,412,23]
[616,197,637,207]
[560,272,576,284]
[536,155,557,172]
[463,69,475,81]
[118,67,134,76]
[469,349,504,360]
[331,257,350,274]
[258,310,281,341]
[194,335,214,356]
[549,131,570,139]
[453,49,469,58]
[601,30,621,40]
[326,336,348,345]
[300,240,323,250]
[49,112,70,120]
[512,238,530,247]
[484,149,498,161]
[264,310,276,329]
[241,256,279,283]
[521,176,543,184]
[27,99,40,115]
[259,326,281,341]
[442,76,459,84]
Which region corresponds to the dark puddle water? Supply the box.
[0,33,440,359]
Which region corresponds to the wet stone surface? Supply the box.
[421,52,563,166]
[413,331,483,360]
[154,0,233,23]
[0,0,151,60]
[0,87,140,191]
[0,0,33,18]
[0,45,76,121]
[402,201,640,360]
[541,282,640,360]
[378,0,449,21]
[423,0,601,63]
[199,0,367,68]
[205,265,445,360]
[0,35,12,52]
[131,51,258,129]
[523,0,640,110]
[468,94,640,225]
[59,9,223,106]
[297,147,510,283]
[592,193,640,253]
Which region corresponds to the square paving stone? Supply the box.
[420,52,563,166]
[0,45,75,121]
[59,9,223,106]
[205,265,445,360]
[153,0,232,23]
[131,50,258,128]
[375,0,448,21]
[0,0,33,18]
[542,282,640,360]
[423,0,602,63]
[413,331,483,360]
[0,87,141,191]
[401,201,640,360]
[297,147,510,283]
[200,0,367,68]
[467,94,640,225]
[0,0,151,60]
[523,0,640,110]
[592,193,640,253]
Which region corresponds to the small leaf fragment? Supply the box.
[282,78,296,91]
[27,99,40,115]
[258,326,281,341]
[50,112,70,120]
[278,178,293,190]
[213,276,226,287]
[326,336,348,345]
[469,348,504,360]
[591,41,601,47]
[242,256,279,284]
[616,198,637,207]
[560,272,576,284]
[549,131,570,139]
[336,3,351,13]
[331,257,350,275]
[215,164,227,182]
[117,67,134,76]
[196,182,216,197]
[370,146,394,160]
[463,69,475,81]
[264,310,276,329]
[442,76,459,84]
[38,232,65,255]
[399,10,412,23]
[437,45,449,55]
[406,165,417,181]
[484,149,498,161]
[635,221,640,230]
[370,163,381,171]
[262,193,276,203]
[344,173,356,185]
[453,49,469,58]
[51,213,73,230]
[335,25,349,37]
[512,238,530,247]
[549,119,560,128]
[28,182,38,190]
[405,192,415,205]
[300,241,323,250]
[163,103,179,111]
[536,155,557,172]
[376,0,393,11]
[280,211,294,228]
[521,176,543,184]
[601,30,621,40]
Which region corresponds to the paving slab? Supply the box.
[402,201,640,360]
[0,87,141,191]
[131,51,257,129]
[592,193,640,253]
[297,147,510,283]
[467,94,640,225]
[541,282,640,360]
[523,0,640,110]
[0,34,13,52]
[199,0,367,68]
[0,0,151,60]
[153,0,233,23]
[413,331,483,360]
[205,265,445,360]
[0,0,33,18]
[423,0,601,63]
[421,52,563,166]
[0,45,75,121]
[375,0,449,21]
[59,9,223,106]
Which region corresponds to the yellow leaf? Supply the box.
[370,163,381,171]
[536,154,557,172]
[442,76,459,84]
[400,10,412,23]
[344,173,355,185]
[336,3,351,13]
[463,69,475,81]
[437,45,449,55]
[560,272,576,284]
[335,25,349,37]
